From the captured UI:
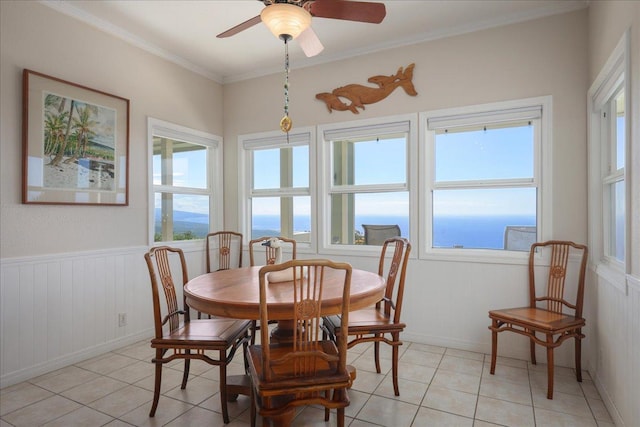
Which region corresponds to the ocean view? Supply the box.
[156,210,536,249]
[252,214,535,249]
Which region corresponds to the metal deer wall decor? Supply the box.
[315,63,417,114]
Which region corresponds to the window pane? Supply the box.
[332,136,406,186]
[435,123,533,182]
[153,137,207,188]
[292,196,311,242]
[253,149,280,190]
[292,145,309,188]
[330,192,408,245]
[433,188,536,250]
[251,196,310,241]
[253,145,308,190]
[610,181,625,262]
[615,91,625,170]
[154,192,210,242]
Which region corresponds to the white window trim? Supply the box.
[147,117,223,247]
[419,96,552,264]
[317,114,418,256]
[588,29,630,279]
[237,127,316,253]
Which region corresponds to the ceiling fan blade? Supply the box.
[308,0,386,24]
[216,15,262,38]
[297,27,324,57]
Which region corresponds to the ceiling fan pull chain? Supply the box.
[280,35,293,141]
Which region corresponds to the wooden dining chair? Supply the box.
[488,240,588,399]
[323,237,411,396]
[198,231,244,319]
[144,246,252,423]
[248,236,297,266]
[247,259,354,427]
[206,231,243,272]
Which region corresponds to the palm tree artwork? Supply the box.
[42,92,116,190]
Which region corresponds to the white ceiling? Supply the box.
[44,0,588,84]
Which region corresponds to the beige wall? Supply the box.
[0,1,224,258]
[223,10,589,242]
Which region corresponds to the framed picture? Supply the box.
[22,69,129,205]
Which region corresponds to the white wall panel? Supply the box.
[589,272,639,427]
[0,247,160,388]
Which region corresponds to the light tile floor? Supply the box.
[0,339,614,426]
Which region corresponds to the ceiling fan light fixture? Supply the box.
[260,3,311,40]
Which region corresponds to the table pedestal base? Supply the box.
[270,319,297,344]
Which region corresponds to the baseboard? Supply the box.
[402,331,490,354]
[0,329,153,388]
[593,370,626,427]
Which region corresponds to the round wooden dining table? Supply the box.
[183,264,385,405]
[184,265,386,321]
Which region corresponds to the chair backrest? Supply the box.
[248,236,297,266]
[377,237,411,323]
[257,259,352,382]
[528,240,588,317]
[144,246,190,339]
[206,231,243,272]
[363,224,401,245]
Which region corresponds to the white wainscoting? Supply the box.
[0,246,205,388]
[589,270,640,427]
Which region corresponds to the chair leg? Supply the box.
[324,390,330,421]
[374,336,381,373]
[546,334,554,399]
[250,320,257,345]
[181,358,190,389]
[219,350,230,424]
[149,361,162,417]
[575,330,583,382]
[243,335,250,374]
[250,388,257,427]
[490,319,498,375]
[392,337,400,396]
[337,407,345,427]
[530,330,537,365]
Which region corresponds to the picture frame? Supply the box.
[22,69,129,205]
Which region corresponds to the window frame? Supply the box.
[317,114,418,255]
[588,30,630,275]
[419,96,552,262]
[147,117,223,245]
[238,127,315,251]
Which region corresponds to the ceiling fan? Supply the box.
[217,0,387,57]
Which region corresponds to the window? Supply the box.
[319,117,416,249]
[602,89,625,263]
[422,98,551,254]
[240,129,312,243]
[148,118,223,243]
[589,31,628,268]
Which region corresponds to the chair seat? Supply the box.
[324,308,406,334]
[489,307,585,333]
[248,341,351,392]
[152,318,252,349]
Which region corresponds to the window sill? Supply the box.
[595,261,628,295]
[420,248,530,265]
